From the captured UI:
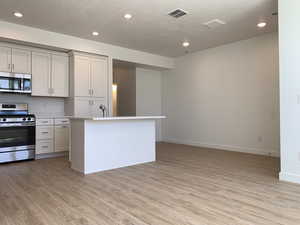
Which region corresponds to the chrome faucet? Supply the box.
[99,104,106,117]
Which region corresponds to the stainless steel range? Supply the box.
[0,103,35,163]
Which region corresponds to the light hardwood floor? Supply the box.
[1,143,300,225]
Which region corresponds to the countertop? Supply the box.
[34,115,68,119]
[68,116,166,121]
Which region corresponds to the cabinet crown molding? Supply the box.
[69,51,108,59]
[0,41,69,57]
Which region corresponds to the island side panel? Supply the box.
[84,119,156,174]
[70,120,85,173]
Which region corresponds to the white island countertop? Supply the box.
[68,116,166,121]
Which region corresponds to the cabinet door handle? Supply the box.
[91,89,94,95]
[41,146,49,148]
[42,131,49,134]
[8,64,11,70]
[12,64,14,71]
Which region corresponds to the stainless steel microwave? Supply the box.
[0,72,32,93]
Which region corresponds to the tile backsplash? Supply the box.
[0,94,65,117]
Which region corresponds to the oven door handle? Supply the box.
[0,123,35,127]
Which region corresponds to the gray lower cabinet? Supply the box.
[36,118,70,155]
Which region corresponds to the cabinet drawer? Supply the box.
[36,118,54,126]
[54,118,70,125]
[36,126,54,140]
[36,140,53,154]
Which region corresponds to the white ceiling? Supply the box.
[0,0,278,57]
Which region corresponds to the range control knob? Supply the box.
[2,118,6,122]
[27,117,31,121]
[22,118,26,121]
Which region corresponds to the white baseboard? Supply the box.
[279,172,300,184]
[163,138,280,157]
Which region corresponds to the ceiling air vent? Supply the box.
[168,9,187,18]
[203,19,226,29]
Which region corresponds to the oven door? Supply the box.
[0,123,35,153]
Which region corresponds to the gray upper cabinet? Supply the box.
[0,46,12,72]
[51,54,69,97]
[71,53,108,98]
[32,51,51,96]
[32,51,69,97]
[73,55,90,97]
[0,46,31,74]
[90,57,108,98]
[11,48,31,74]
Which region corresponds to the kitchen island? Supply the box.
[69,116,165,174]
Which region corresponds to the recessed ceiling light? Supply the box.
[124,14,132,20]
[92,31,99,36]
[182,41,190,47]
[257,22,267,28]
[13,11,23,18]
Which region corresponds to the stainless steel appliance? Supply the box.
[0,72,32,93]
[0,103,35,163]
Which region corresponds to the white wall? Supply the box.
[0,94,65,117]
[162,33,279,156]
[279,0,300,184]
[0,21,174,69]
[136,68,162,141]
